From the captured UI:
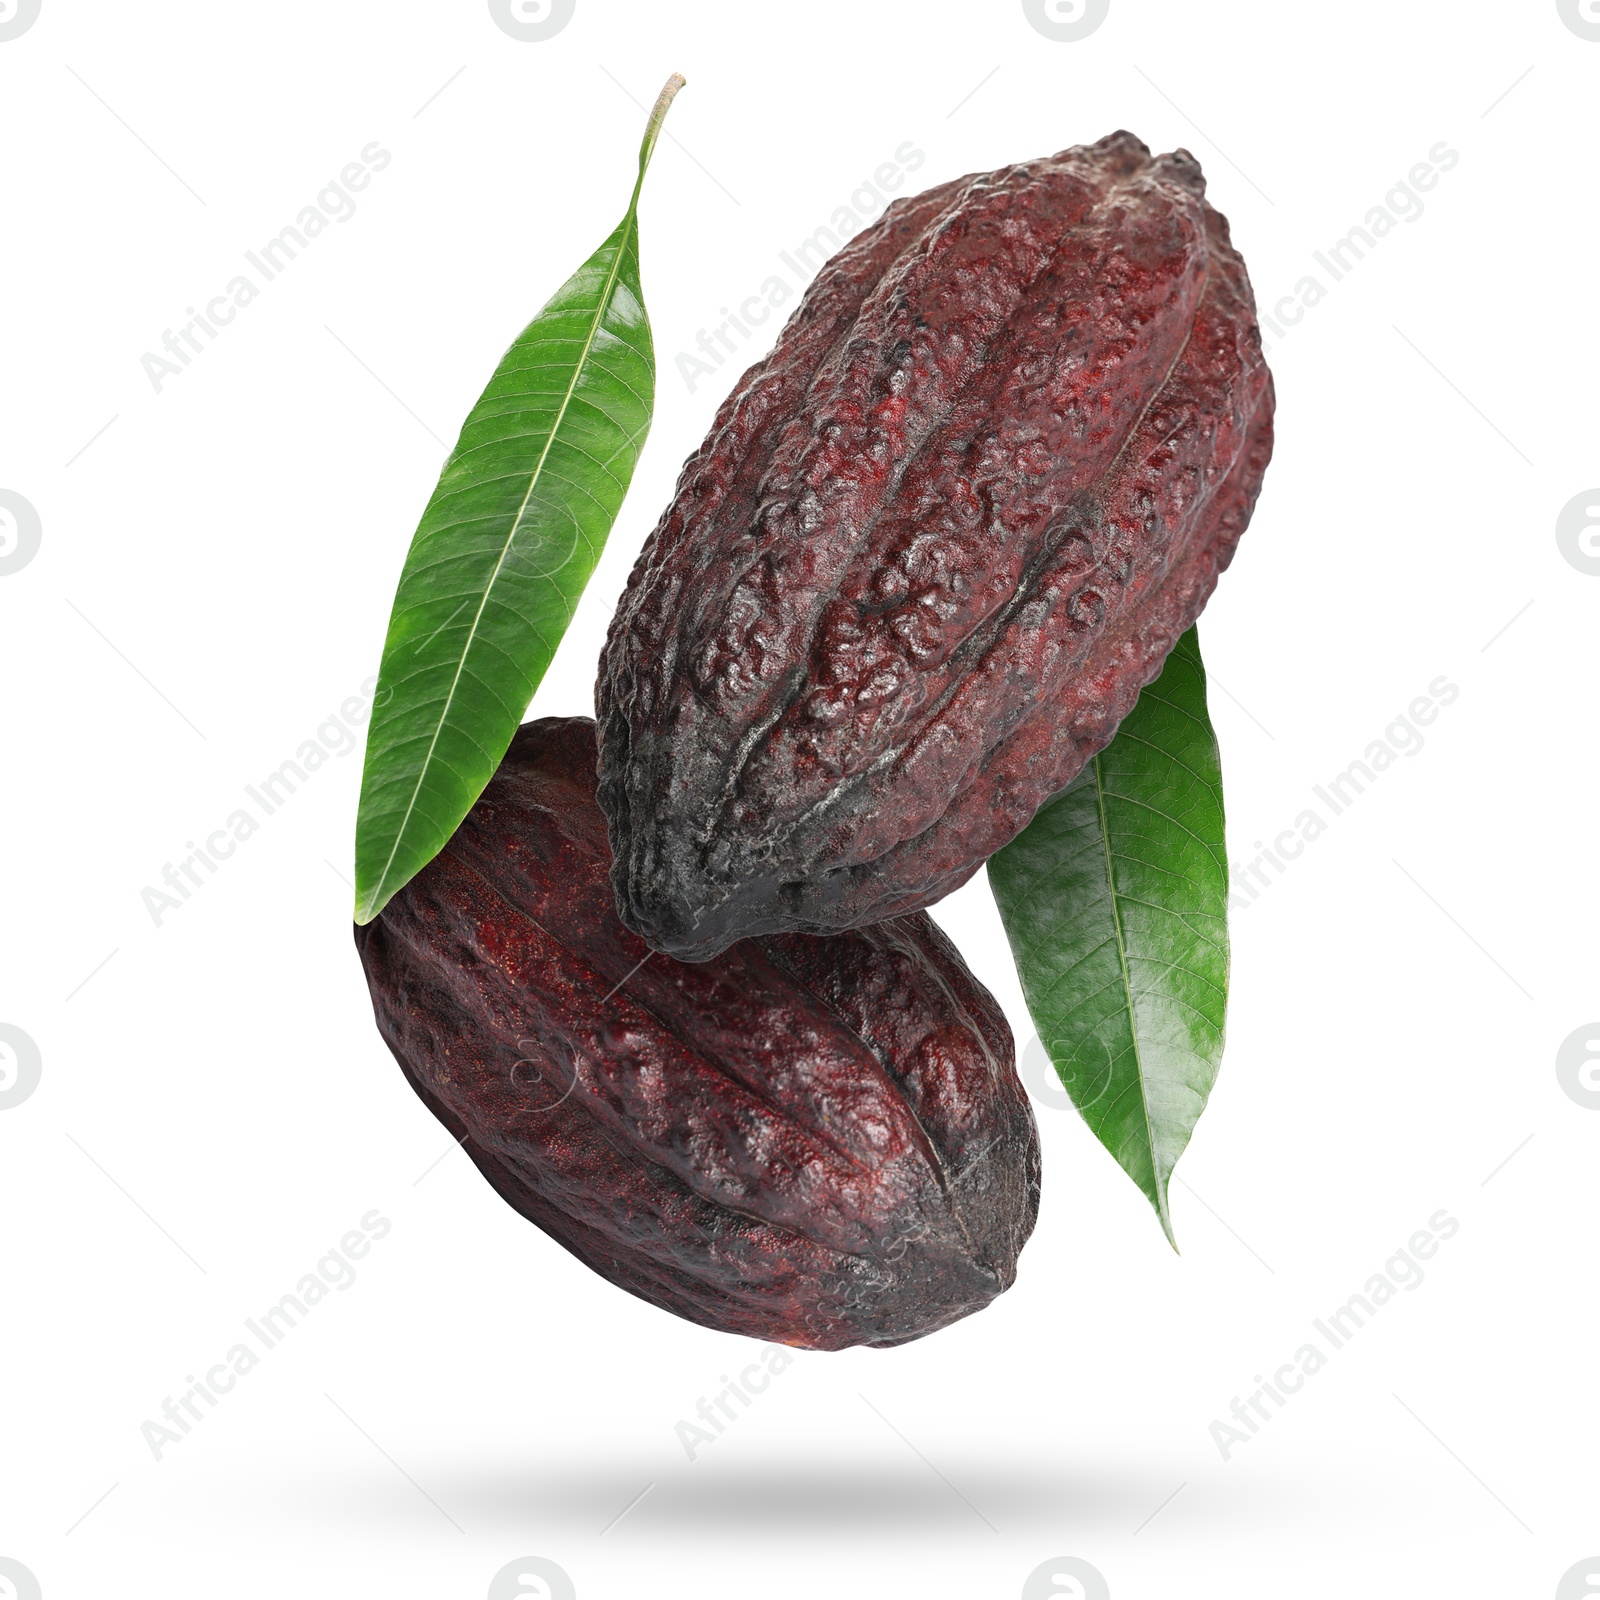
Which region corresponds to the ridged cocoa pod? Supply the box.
[355,717,1039,1350]
[597,131,1274,959]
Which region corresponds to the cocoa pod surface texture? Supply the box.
[598,131,1274,959]
[355,717,1040,1350]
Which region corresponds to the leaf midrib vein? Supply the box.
[1092,750,1165,1221]
[366,219,640,915]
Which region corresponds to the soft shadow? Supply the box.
[176,1452,1388,1543]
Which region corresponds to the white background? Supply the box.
[2,2,1597,1596]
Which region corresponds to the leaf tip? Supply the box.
[1155,1183,1180,1253]
[639,73,686,173]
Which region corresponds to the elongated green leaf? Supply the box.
[353,75,685,923]
[988,628,1228,1247]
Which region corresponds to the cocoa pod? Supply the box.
[354,717,1039,1350]
[597,131,1274,959]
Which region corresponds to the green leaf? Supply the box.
[987,628,1229,1247]
[353,74,685,924]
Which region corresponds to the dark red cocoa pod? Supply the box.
[597,130,1274,959]
[354,717,1039,1350]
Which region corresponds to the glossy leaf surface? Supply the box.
[988,628,1229,1245]
[354,76,683,923]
